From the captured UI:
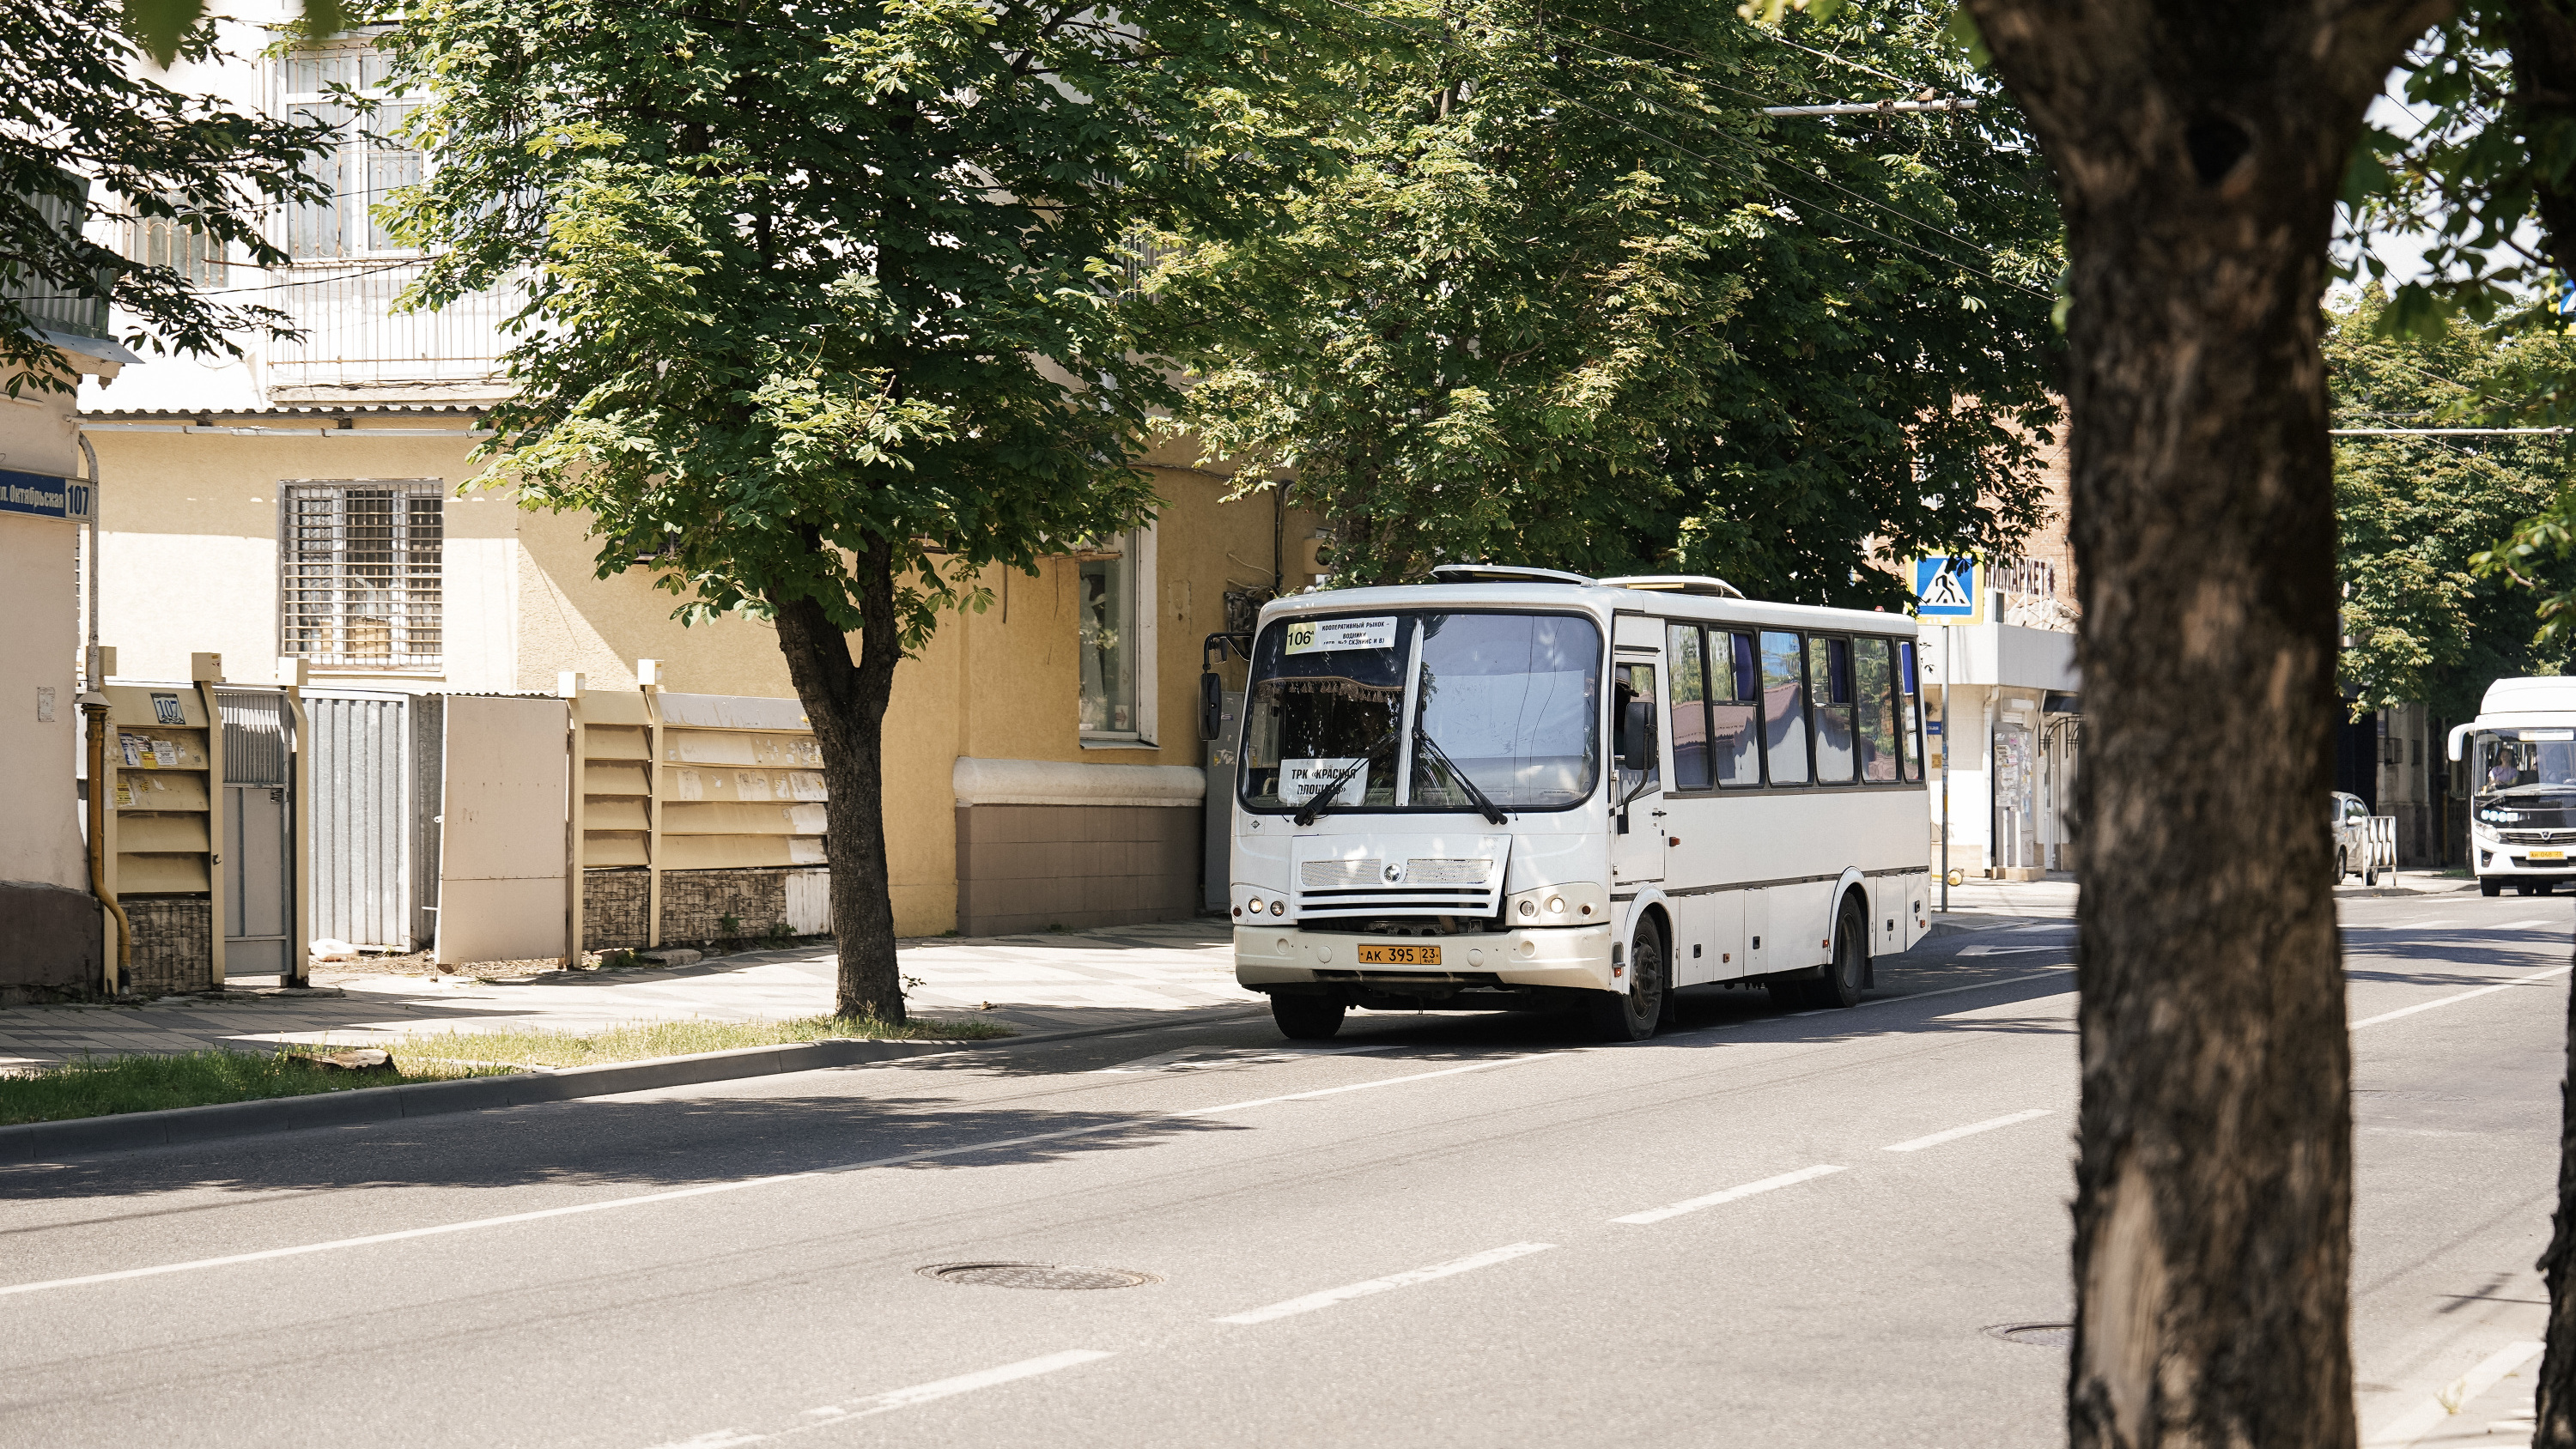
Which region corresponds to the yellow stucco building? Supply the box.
[80,406,1317,943]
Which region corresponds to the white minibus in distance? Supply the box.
[1213,564,1935,1042]
[2448,676,2576,897]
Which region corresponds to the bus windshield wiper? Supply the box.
[1411,726,1509,825]
[1292,730,1399,826]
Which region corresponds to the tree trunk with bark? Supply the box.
[1960,3,2447,1444]
[771,535,907,1022]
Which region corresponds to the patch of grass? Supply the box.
[383,1013,1013,1070]
[0,1050,507,1126]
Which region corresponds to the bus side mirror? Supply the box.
[1200,672,1224,743]
[1619,700,1656,772]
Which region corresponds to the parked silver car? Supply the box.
[2332,791,2379,886]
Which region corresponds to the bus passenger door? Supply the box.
[1611,655,1666,887]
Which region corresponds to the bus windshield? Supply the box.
[1241,610,1602,813]
[2476,729,2576,795]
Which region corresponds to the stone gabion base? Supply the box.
[580,868,800,952]
[659,868,792,946]
[584,871,650,950]
[125,895,213,994]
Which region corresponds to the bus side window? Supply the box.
[1715,631,1761,788]
[1855,636,1899,782]
[1897,640,1923,782]
[1666,623,1711,791]
[1760,631,1809,785]
[1810,635,1856,784]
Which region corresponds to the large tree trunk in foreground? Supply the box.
[773,537,906,1022]
[1962,4,2446,1444]
[2500,15,2576,1441]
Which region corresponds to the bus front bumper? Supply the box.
[1234,924,1617,994]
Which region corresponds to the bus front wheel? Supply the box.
[1272,993,1346,1041]
[1588,920,1666,1042]
[2482,878,2504,897]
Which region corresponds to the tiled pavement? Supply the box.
[0,919,1258,1070]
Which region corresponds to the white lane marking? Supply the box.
[808,1349,1115,1422]
[647,1434,766,1449]
[1613,1164,1848,1226]
[1881,1109,2053,1154]
[0,960,2103,1300]
[2349,965,2573,1030]
[1955,944,2060,957]
[1095,1044,1400,1074]
[1213,1242,1554,1325]
[0,1053,1571,1298]
[1179,1052,1571,1116]
[2364,1340,2544,1446]
[2492,918,2557,931]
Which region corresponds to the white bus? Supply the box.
[1217,565,1935,1042]
[2448,676,2576,897]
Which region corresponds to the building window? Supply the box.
[280,481,443,669]
[277,45,422,259]
[1076,524,1157,743]
[128,214,226,288]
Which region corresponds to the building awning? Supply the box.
[32,327,145,367]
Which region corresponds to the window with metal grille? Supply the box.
[279,481,443,669]
[128,214,227,288]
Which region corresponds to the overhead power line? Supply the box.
[1762,100,1978,117]
[2332,427,2571,436]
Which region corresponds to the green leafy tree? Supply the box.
[2345,29,2576,1437]
[3,0,328,394]
[2331,287,2576,718]
[1136,0,2061,601]
[384,0,1346,1016]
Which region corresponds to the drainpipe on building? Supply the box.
[81,693,131,997]
[79,434,100,687]
[75,434,130,994]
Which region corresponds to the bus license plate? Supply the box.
[2535,850,2567,861]
[1358,944,1441,967]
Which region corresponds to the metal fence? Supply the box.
[306,691,441,950]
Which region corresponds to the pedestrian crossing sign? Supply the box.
[1911,557,1983,624]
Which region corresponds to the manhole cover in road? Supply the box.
[919,1262,1158,1291]
[1985,1322,2075,1348]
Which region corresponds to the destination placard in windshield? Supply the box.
[1285,616,1398,655]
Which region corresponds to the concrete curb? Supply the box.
[0,1004,1273,1164]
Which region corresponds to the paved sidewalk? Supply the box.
[0,919,1257,1071]
[1926,867,2472,935]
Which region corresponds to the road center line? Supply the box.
[1613,1164,1847,1226]
[1881,1109,2053,1154]
[0,1053,1571,1298]
[1213,1242,1554,1325]
[2349,965,2573,1030]
[804,1349,1115,1422]
[1178,1052,1573,1116]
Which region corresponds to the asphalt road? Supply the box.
[1,893,2566,1448]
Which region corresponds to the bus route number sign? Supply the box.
[1285,615,1397,655]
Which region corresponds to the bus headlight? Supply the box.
[1504,882,1608,925]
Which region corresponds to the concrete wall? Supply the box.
[954,806,1201,937]
[435,694,569,965]
[0,382,98,990]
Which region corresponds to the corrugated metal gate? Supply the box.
[306,692,443,952]
[216,688,293,976]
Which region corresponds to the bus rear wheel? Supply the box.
[1588,921,1666,1042]
[1271,993,1346,1041]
